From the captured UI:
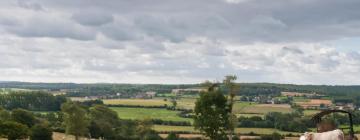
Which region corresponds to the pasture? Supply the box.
[233,103,293,114]
[109,107,192,122]
[303,110,320,116]
[232,102,257,114]
[104,98,171,106]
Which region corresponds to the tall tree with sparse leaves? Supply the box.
[223,75,239,140]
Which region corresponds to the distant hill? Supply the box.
[1,82,360,97]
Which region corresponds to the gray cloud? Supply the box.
[7,16,96,40]
[0,0,360,84]
[17,0,44,11]
[71,11,114,26]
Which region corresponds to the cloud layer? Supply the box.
[0,0,360,84]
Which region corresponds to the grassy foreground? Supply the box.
[153,125,301,135]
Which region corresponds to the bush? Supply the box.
[30,123,53,140]
[0,121,29,140]
[167,132,179,140]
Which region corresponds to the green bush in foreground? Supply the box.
[30,123,53,140]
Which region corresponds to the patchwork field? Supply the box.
[104,98,171,106]
[110,107,192,122]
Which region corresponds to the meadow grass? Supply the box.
[236,113,264,118]
[232,102,257,114]
[303,110,320,116]
[239,104,293,114]
[104,98,171,106]
[110,107,192,122]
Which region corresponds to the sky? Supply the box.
[0,0,360,85]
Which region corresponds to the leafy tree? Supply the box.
[115,120,139,139]
[0,121,29,140]
[136,118,154,138]
[194,83,230,140]
[61,102,89,140]
[11,108,37,128]
[0,107,10,121]
[166,132,179,140]
[171,98,177,110]
[88,105,119,139]
[143,131,162,140]
[30,123,53,140]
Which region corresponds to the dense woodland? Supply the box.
[0,91,66,111]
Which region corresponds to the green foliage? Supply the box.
[260,132,282,140]
[0,91,66,111]
[11,109,37,128]
[36,112,64,132]
[238,112,310,132]
[0,107,10,121]
[143,131,162,140]
[88,105,119,139]
[61,101,89,140]
[166,132,179,140]
[0,121,29,140]
[194,87,230,140]
[30,123,53,140]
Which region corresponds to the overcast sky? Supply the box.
[1,0,360,84]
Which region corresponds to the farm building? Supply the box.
[145,91,156,98]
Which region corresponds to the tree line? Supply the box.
[0,91,66,111]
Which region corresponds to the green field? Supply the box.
[104,99,171,106]
[303,110,320,116]
[237,113,264,118]
[153,125,300,135]
[233,102,256,114]
[233,102,293,114]
[110,107,192,122]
